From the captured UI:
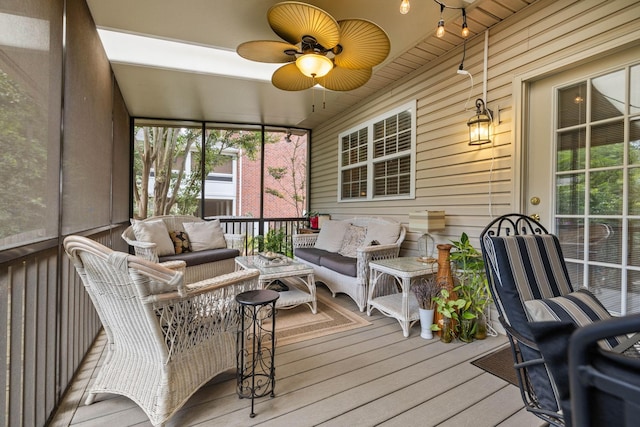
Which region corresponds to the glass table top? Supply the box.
[370,257,437,273]
[235,255,312,274]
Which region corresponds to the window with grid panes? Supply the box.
[338,101,416,201]
[340,128,368,199]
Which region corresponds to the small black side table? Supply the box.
[236,289,280,418]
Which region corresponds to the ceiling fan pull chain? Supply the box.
[323,84,326,110]
[312,77,316,112]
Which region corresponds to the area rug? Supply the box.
[471,345,518,386]
[271,290,371,347]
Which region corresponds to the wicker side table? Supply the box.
[236,289,280,418]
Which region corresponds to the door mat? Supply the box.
[471,345,518,386]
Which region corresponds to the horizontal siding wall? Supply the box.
[310,0,640,254]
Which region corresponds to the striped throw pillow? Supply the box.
[524,288,622,350]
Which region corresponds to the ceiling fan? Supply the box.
[237,1,390,92]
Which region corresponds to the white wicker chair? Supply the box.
[64,235,259,426]
[122,215,245,284]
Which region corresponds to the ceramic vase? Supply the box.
[434,244,455,336]
[435,243,455,294]
[418,308,434,339]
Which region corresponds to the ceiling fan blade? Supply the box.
[236,40,297,63]
[272,63,315,91]
[334,19,391,70]
[268,1,340,49]
[319,66,372,92]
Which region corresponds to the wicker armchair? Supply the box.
[64,235,259,426]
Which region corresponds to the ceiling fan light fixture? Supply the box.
[296,53,333,78]
[238,2,389,92]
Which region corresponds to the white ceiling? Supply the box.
[86,0,534,129]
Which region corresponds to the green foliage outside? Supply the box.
[133,127,262,218]
[0,69,47,240]
[556,137,640,216]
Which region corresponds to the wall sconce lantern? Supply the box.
[467,98,492,146]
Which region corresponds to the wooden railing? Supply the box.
[0,226,126,427]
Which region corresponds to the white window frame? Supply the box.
[338,100,416,202]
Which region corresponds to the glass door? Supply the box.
[526,46,640,315]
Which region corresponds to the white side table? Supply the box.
[367,257,436,337]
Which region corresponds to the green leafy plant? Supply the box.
[254,227,291,256]
[303,210,319,218]
[450,232,484,276]
[450,232,492,340]
[430,289,466,334]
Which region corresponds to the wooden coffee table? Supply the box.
[235,255,317,314]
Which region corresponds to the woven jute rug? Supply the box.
[272,287,371,347]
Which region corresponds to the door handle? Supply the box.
[530,213,540,222]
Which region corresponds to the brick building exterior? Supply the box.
[238,134,307,218]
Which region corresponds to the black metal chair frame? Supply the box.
[569,313,640,427]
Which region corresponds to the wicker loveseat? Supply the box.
[122,215,244,284]
[292,217,406,311]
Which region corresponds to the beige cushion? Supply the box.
[524,289,611,324]
[314,220,350,252]
[132,219,175,256]
[338,225,367,258]
[363,222,401,246]
[183,220,227,251]
[524,288,624,351]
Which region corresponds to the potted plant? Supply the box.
[450,232,491,341]
[411,276,440,339]
[304,210,320,229]
[431,289,466,343]
[254,227,291,257]
[456,285,478,343]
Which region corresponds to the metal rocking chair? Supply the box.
[479,213,638,426]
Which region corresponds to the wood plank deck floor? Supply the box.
[50,285,546,427]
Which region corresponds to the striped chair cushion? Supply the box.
[525,288,622,350]
[485,234,574,339]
